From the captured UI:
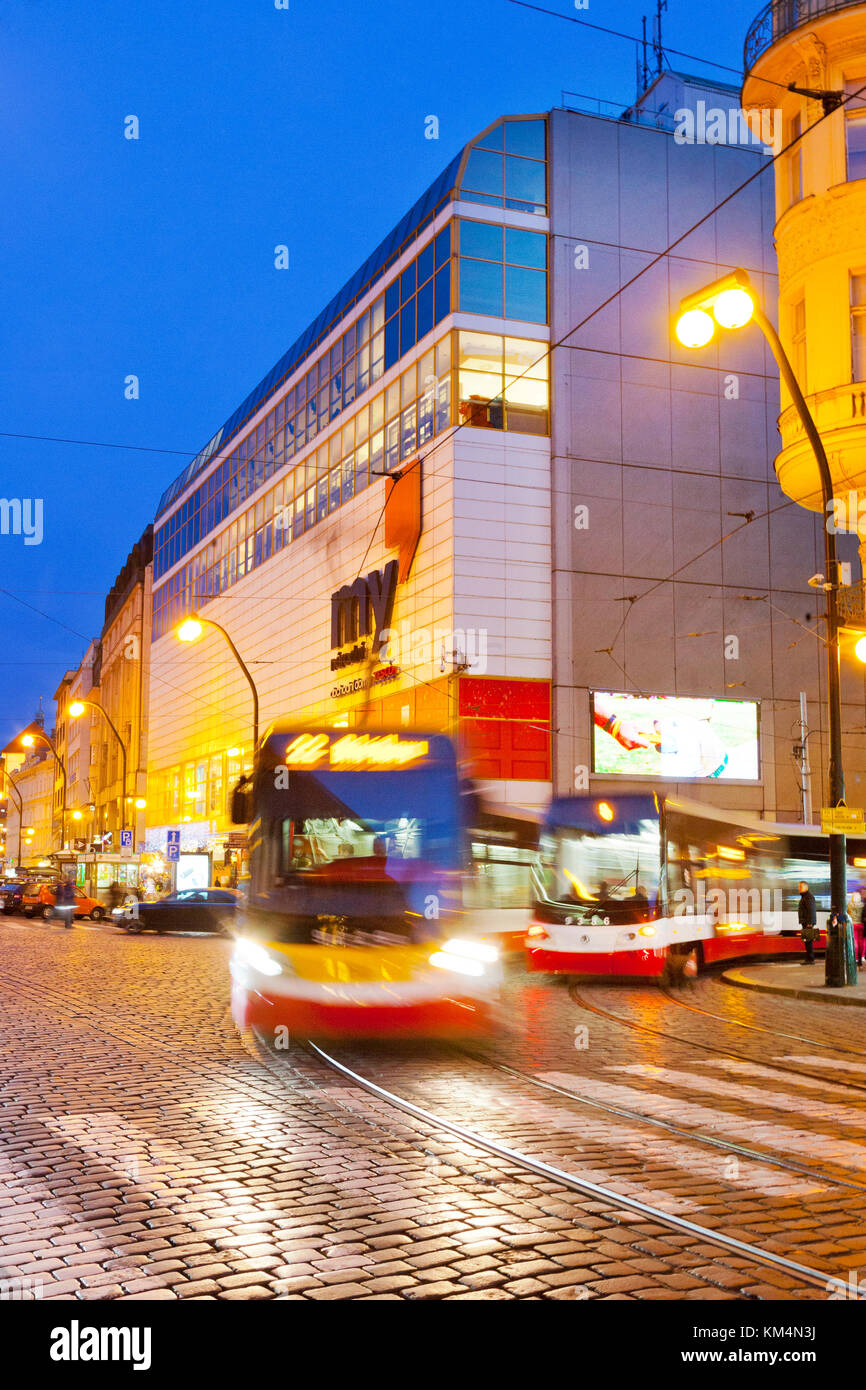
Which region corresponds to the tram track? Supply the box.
[570,983,866,1094]
[0,954,851,1300]
[453,1043,866,1196]
[659,982,866,1058]
[305,1038,837,1295]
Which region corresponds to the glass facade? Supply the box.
[458,118,547,215]
[154,224,452,584]
[457,331,548,435]
[457,219,547,323]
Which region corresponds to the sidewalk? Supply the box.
[722,959,866,1007]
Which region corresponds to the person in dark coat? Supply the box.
[55,874,76,930]
[798,881,818,964]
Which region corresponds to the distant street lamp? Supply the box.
[674,267,852,986]
[69,700,128,837]
[5,776,24,866]
[176,615,259,749]
[21,728,68,850]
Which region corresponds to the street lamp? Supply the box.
[4,777,24,867]
[69,700,128,837]
[21,728,68,851]
[175,615,259,748]
[675,267,851,986]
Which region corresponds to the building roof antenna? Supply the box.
[652,0,667,78]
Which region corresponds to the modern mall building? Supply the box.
[145,71,866,871]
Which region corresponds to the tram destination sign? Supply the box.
[821,807,865,833]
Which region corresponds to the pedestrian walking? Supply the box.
[848,890,865,967]
[106,880,124,914]
[55,873,76,930]
[798,880,818,964]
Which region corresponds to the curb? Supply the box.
[722,966,866,1008]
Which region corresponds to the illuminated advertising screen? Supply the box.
[591,691,760,781]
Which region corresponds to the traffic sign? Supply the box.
[120,830,133,849]
[821,807,865,833]
[166,844,180,861]
[167,829,181,846]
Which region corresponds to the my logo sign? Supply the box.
[330,561,398,661]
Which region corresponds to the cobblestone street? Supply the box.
[3,917,866,1302]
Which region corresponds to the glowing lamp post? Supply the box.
[675,268,851,986]
[68,695,127,834]
[176,615,259,750]
[21,728,68,851]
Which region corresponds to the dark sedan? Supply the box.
[117,888,240,934]
[0,880,28,915]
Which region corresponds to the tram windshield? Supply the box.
[275,767,459,876]
[534,817,661,922]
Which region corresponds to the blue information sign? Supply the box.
[166,844,180,862]
[120,830,133,848]
[167,829,181,846]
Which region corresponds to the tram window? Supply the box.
[465,840,534,909]
[536,821,660,919]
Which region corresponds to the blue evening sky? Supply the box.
[0,0,764,733]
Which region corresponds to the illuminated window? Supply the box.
[852,274,866,382]
[845,80,866,182]
[791,295,807,392]
[788,112,802,205]
[457,331,548,435]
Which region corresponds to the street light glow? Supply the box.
[712,286,755,330]
[72,810,82,821]
[855,636,866,664]
[675,308,715,349]
[21,734,34,747]
[135,797,147,809]
[177,618,203,643]
[69,701,86,718]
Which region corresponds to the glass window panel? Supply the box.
[330,343,341,377]
[505,336,548,381]
[504,119,545,159]
[316,477,328,520]
[386,381,400,420]
[434,223,451,267]
[342,453,355,503]
[504,265,547,323]
[847,114,866,181]
[385,279,400,320]
[400,262,417,302]
[460,219,503,261]
[304,486,315,529]
[294,495,305,539]
[357,310,370,345]
[358,442,369,497]
[356,405,369,442]
[463,148,503,197]
[274,427,285,467]
[417,239,435,286]
[505,227,547,269]
[295,376,307,407]
[400,298,416,355]
[343,323,356,359]
[329,465,341,512]
[504,155,546,208]
[401,362,417,405]
[356,342,371,394]
[342,355,356,409]
[459,330,504,373]
[417,278,434,340]
[341,419,355,455]
[459,371,503,429]
[330,375,342,418]
[318,386,329,429]
[371,393,384,433]
[434,262,451,322]
[475,122,504,152]
[400,402,417,459]
[384,317,399,371]
[436,334,452,378]
[418,385,434,444]
[370,429,383,476]
[385,417,400,471]
[460,258,502,316]
[371,295,385,333]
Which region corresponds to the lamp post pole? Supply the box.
[24,730,68,853]
[675,268,852,985]
[746,294,849,985]
[70,702,128,838]
[178,616,259,749]
[6,776,24,867]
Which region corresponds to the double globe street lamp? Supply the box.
[675,269,854,986]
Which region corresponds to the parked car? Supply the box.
[118,888,240,934]
[0,880,28,914]
[21,882,106,921]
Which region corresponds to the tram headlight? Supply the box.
[232,937,284,977]
[429,937,499,977]
[638,926,657,938]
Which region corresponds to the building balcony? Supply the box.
[745,0,865,69]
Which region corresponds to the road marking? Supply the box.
[612,1063,866,1133]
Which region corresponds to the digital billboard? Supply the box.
[591,691,760,781]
